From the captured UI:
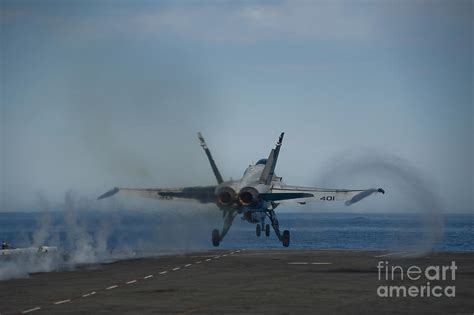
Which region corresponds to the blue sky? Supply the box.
[1,0,472,212]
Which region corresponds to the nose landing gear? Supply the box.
[256,223,271,238]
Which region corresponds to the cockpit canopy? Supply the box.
[255,158,267,165]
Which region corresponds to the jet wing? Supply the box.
[98,186,217,204]
[270,185,385,206]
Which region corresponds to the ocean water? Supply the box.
[1,211,472,252]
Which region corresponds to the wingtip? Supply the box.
[277,132,284,145]
[197,132,206,144]
[97,187,120,200]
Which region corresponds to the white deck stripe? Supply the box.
[18,251,236,314]
[288,262,308,265]
[22,307,41,313]
[402,252,425,257]
[375,252,407,258]
[311,262,332,265]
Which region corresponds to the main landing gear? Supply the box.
[212,210,236,247]
[267,209,290,247]
[212,229,220,247]
[211,209,290,247]
[282,230,290,247]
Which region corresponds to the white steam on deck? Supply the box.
[0,191,221,281]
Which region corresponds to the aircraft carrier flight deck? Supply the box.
[1,249,473,314]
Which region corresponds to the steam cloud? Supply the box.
[0,191,221,281]
[316,149,445,254]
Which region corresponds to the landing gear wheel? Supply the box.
[282,230,290,247]
[212,229,220,247]
[265,224,270,237]
[256,224,261,237]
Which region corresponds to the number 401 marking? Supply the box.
[320,196,335,201]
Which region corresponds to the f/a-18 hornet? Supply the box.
[98,133,384,247]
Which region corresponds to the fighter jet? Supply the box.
[98,133,384,247]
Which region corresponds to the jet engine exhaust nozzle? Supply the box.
[238,187,260,206]
[216,187,237,206]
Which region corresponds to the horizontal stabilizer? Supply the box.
[97,187,119,200]
[345,188,385,206]
[260,192,313,202]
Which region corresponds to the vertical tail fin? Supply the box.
[260,132,284,185]
[198,132,224,184]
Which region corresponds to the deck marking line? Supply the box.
[22,307,41,313]
[311,262,332,265]
[402,252,425,258]
[82,293,90,298]
[172,267,181,271]
[54,299,71,305]
[195,261,202,264]
[126,280,137,284]
[288,262,309,265]
[90,291,96,295]
[106,285,118,290]
[185,264,192,267]
[375,252,407,258]
[206,258,211,261]
[144,275,153,279]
